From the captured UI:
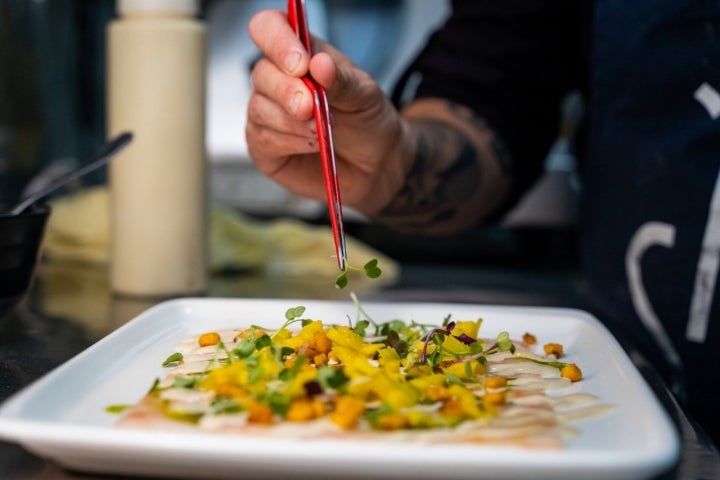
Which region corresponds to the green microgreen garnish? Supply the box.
[173,376,198,389]
[316,365,349,390]
[233,337,257,359]
[108,296,588,437]
[449,331,517,366]
[335,258,383,289]
[285,306,306,321]
[105,404,131,414]
[161,352,183,367]
[270,306,311,340]
[211,398,243,415]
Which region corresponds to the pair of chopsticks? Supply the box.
[286,0,347,272]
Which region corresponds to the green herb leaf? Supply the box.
[353,319,370,336]
[279,346,295,360]
[254,334,272,350]
[212,398,243,414]
[427,349,442,367]
[496,331,516,353]
[278,355,305,381]
[464,361,474,378]
[362,259,382,279]
[363,258,378,269]
[335,272,349,289]
[445,373,464,386]
[265,391,290,416]
[380,320,407,336]
[233,337,256,358]
[105,404,131,414]
[173,376,197,389]
[161,352,183,367]
[317,366,349,390]
[285,306,306,321]
[148,377,161,393]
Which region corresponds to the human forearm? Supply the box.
[370,98,514,236]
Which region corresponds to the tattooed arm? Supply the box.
[246,10,518,237]
[373,98,514,236]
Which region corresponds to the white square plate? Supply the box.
[0,298,679,479]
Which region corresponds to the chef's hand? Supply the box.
[246,9,412,216]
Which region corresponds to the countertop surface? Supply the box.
[1,258,719,480]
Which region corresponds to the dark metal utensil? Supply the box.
[9,132,133,215]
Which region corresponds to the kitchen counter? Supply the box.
[1,259,718,480]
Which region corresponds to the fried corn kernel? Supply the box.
[286,398,326,422]
[329,396,365,429]
[440,398,464,417]
[484,376,508,389]
[543,342,564,358]
[297,343,318,359]
[313,353,328,367]
[522,332,537,345]
[198,332,221,347]
[247,402,274,424]
[482,391,506,406]
[376,412,409,430]
[560,363,583,382]
[215,383,244,399]
[425,384,451,401]
[312,331,333,354]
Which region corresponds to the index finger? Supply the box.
[248,9,310,77]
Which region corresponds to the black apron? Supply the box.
[585,0,720,442]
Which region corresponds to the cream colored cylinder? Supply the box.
[107,5,207,297]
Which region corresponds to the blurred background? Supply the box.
[0,0,582,282]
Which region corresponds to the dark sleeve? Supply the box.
[392,0,592,212]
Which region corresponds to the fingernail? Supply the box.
[289,91,303,114]
[284,51,302,73]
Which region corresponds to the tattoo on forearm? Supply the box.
[378,119,479,226]
[447,101,512,176]
[376,102,512,234]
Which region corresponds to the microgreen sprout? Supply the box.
[420,321,459,364]
[161,352,183,367]
[350,291,381,334]
[271,306,310,339]
[451,331,516,366]
[113,297,593,436]
[105,404,131,414]
[336,258,383,289]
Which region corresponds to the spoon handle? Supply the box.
[10,132,133,215]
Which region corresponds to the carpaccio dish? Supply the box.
[114,305,614,448]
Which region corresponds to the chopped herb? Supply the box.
[212,398,243,414]
[105,404,131,414]
[316,366,349,390]
[255,334,272,350]
[233,337,256,358]
[173,376,197,389]
[161,352,183,367]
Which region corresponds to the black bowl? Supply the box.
[0,203,51,318]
